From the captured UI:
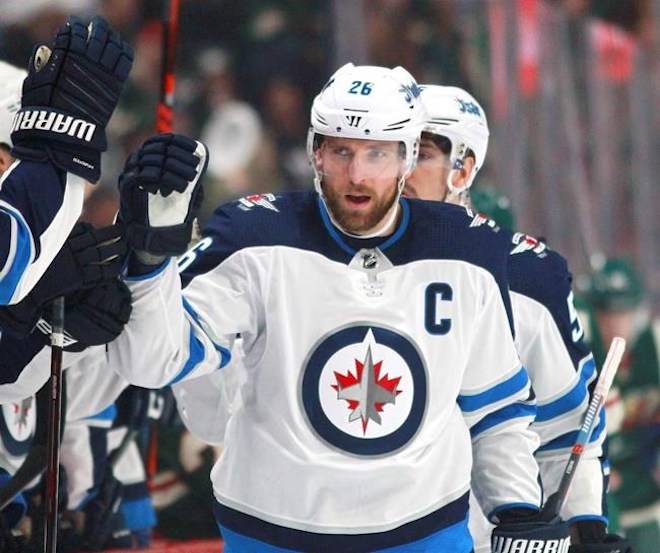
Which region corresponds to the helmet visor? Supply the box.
[313,136,405,184]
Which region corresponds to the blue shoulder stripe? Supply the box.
[458,367,529,412]
[536,356,597,423]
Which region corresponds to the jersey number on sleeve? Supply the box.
[567,290,585,343]
[177,236,213,273]
[425,283,452,335]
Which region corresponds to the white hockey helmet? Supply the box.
[0,61,26,146]
[307,63,427,195]
[419,85,489,193]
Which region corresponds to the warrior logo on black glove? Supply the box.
[10,16,134,182]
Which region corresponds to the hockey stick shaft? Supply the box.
[44,296,65,553]
[548,336,626,518]
[156,0,180,133]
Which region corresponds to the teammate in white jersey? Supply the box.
[100,63,574,552]
[0,15,133,305]
[404,84,631,553]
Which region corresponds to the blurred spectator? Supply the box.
[80,184,120,228]
[196,48,278,221]
[262,75,313,190]
[585,259,660,553]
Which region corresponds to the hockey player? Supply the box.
[404,84,631,552]
[586,259,659,553]
[104,64,571,552]
[0,16,133,305]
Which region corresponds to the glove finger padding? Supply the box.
[11,16,134,182]
[0,222,128,336]
[119,133,209,257]
[41,279,133,351]
[568,534,633,553]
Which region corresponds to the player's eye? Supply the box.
[366,148,390,162]
[331,146,352,159]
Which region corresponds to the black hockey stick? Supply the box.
[544,336,625,518]
[43,296,65,553]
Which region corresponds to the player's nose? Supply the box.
[347,157,370,185]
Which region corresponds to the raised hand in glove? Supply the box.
[0,222,127,337]
[492,506,571,553]
[10,16,133,182]
[118,133,208,271]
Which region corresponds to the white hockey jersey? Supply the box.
[466,227,608,552]
[111,191,542,551]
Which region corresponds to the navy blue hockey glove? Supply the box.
[569,520,632,553]
[10,16,133,182]
[37,278,133,352]
[0,222,127,337]
[492,507,571,553]
[569,536,633,553]
[118,133,208,263]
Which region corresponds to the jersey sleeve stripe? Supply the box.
[182,296,231,368]
[537,410,606,452]
[458,366,529,412]
[470,402,537,439]
[0,205,35,304]
[535,356,597,422]
[168,326,206,385]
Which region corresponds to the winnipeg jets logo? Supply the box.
[237,193,279,212]
[510,232,547,257]
[14,399,32,432]
[333,344,402,434]
[301,325,427,456]
[0,397,36,455]
[399,82,422,104]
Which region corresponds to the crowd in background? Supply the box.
[1,0,657,549]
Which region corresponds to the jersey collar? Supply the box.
[317,195,410,256]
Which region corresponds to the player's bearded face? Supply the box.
[316,137,403,234]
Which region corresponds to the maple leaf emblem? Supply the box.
[332,345,402,434]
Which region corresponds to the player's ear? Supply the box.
[452,156,475,189]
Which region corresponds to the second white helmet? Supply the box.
[420,85,489,192]
[0,61,26,146]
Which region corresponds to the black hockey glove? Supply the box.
[0,222,127,337]
[492,507,571,553]
[118,133,208,262]
[569,520,633,553]
[33,279,132,352]
[10,16,133,182]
